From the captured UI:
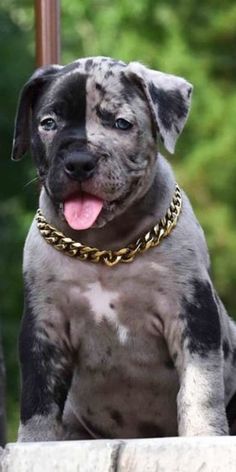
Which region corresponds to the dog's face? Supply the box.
[12,57,192,229]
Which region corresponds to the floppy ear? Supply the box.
[11,64,63,161]
[125,62,193,154]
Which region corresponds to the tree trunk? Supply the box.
[0,337,6,447]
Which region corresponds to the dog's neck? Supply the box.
[39,154,176,251]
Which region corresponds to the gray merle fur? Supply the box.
[11,56,236,441]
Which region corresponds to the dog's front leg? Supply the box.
[18,302,74,442]
[168,278,228,436]
[177,350,228,436]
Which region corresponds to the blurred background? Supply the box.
[0,0,236,441]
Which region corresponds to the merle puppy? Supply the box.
[12,56,236,441]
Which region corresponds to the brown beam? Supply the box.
[35,0,61,67]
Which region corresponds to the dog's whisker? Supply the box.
[24,176,39,188]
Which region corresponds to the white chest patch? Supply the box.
[83,281,129,344]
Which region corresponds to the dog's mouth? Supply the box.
[62,192,104,230]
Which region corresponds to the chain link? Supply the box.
[35,184,182,267]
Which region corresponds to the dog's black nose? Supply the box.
[64,152,97,181]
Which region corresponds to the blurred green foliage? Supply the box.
[1,0,236,441]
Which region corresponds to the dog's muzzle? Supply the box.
[64,151,98,182]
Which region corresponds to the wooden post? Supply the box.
[35,0,61,67]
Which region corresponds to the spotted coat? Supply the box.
[11,57,236,441]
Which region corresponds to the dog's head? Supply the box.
[12,57,192,229]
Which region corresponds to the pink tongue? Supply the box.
[63,193,103,230]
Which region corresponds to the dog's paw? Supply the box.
[17,415,66,442]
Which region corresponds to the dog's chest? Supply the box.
[53,258,180,437]
[54,255,175,348]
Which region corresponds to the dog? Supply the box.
[12,56,236,441]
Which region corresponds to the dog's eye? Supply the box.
[40,117,57,131]
[115,118,133,130]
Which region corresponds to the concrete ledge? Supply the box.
[1,437,236,471]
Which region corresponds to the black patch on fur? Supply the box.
[110,409,124,427]
[120,73,147,103]
[232,349,236,366]
[84,59,93,71]
[108,59,125,68]
[148,84,188,130]
[165,358,175,369]
[19,283,73,423]
[95,105,115,125]
[120,74,137,98]
[223,340,230,360]
[37,72,88,201]
[104,70,113,79]
[95,82,105,95]
[174,124,180,133]
[138,421,165,438]
[226,391,236,433]
[11,66,62,160]
[46,73,87,130]
[181,279,221,357]
[33,74,87,161]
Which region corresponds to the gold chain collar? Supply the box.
[35,184,182,267]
